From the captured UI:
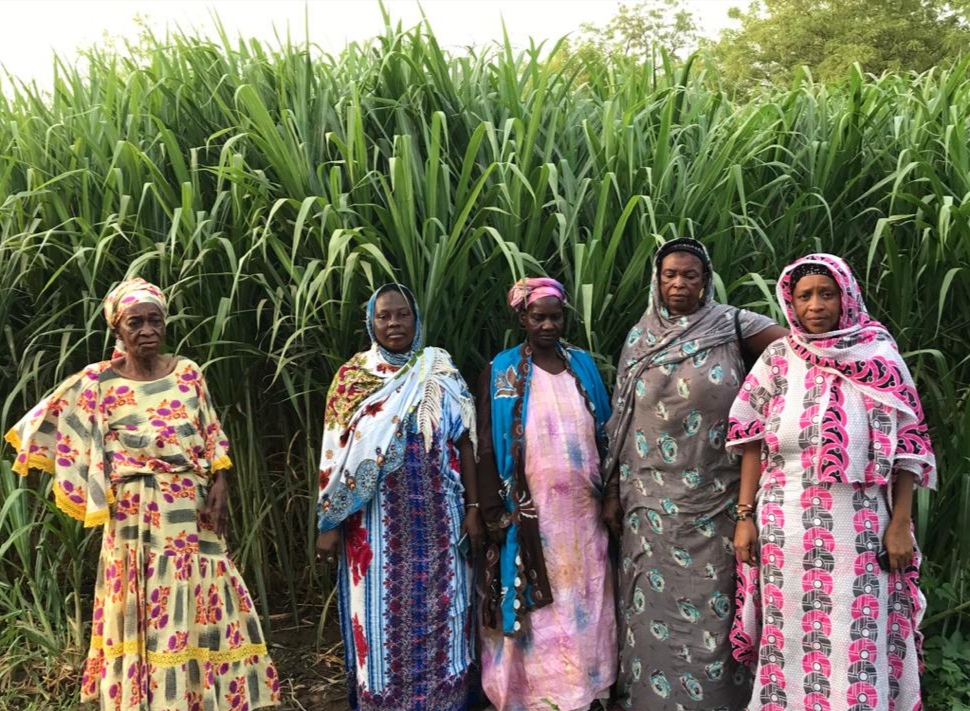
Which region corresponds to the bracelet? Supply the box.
[465,502,480,509]
[736,512,751,522]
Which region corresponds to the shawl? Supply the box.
[484,342,611,635]
[602,239,749,479]
[728,253,935,487]
[317,286,476,532]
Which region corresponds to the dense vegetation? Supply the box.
[1,15,968,709]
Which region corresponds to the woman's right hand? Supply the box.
[602,497,624,539]
[734,519,759,566]
[316,530,341,567]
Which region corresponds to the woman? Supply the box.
[477,277,617,711]
[729,254,935,710]
[5,277,280,710]
[315,283,482,711]
[602,238,787,711]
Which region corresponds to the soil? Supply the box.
[267,616,350,711]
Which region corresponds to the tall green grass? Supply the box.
[1,12,968,707]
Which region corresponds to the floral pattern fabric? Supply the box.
[320,343,476,711]
[6,358,279,710]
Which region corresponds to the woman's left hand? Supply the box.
[883,517,915,572]
[462,507,485,558]
[204,472,230,537]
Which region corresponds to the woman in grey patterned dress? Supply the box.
[602,239,786,711]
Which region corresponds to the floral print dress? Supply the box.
[7,358,280,710]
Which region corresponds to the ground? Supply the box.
[270,620,350,711]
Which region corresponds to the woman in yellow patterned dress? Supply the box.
[5,278,280,711]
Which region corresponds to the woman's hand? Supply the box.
[462,507,486,557]
[883,517,915,572]
[602,497,624,539]
[204,472,229,537]
[734,518,759,566]
[316,530,341,567]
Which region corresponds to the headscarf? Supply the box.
[775,253,935,486]
[103,277,168,356]
[366,283,423,367]
[507,277,567,311]
[317,285,475,532]
[602,238,739,477]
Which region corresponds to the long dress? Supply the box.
[728,339,929,711]
[6,358,280,710]
[614,310,771,711]
[318,345,476,711]
[480,366,617,711]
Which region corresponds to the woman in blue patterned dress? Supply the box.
[315,284,484,711]
[602,239,786,710]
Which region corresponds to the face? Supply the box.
[792,274,842,334]
[520,296,564,350]
[373,290,416,353]
[115,302,165,359]
[659,252,706,316]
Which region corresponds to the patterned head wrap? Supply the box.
[366,284,423,367]
[778,254,859,334]
[654,237,712,275]
[103,278,168,355]
[789,262,837,291]
[507,277,567,312]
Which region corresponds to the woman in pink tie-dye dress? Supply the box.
[728,254,935,711]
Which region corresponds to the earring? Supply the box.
[699,288,705,300]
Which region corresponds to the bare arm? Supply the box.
[744,325,789,357]
[884,470,917,572]
[734,441,762,565]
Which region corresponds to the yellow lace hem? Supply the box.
[90,636,269,667]
[212,455,232,472]
[5,429,56,476]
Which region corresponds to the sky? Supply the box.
[0,0,738,90]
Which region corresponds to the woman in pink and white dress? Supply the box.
[728,254,935,711]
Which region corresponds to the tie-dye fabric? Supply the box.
[726,254,935,711]
[5,358,280,710]
[480,362,616,711]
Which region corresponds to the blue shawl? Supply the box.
[488,342,611,635]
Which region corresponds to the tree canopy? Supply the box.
[715,0,970,88]
[574,0,970,89]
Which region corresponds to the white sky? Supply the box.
[1,0,738,90]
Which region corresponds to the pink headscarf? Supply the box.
[777,254,936,487]
[507,277,567,311]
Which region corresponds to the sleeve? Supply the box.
[737,307,778,339]
[890,362,936,489]
[475,364,508,532]
[726,347,776,449]
[194,367,232,473]
[4,363,113,527]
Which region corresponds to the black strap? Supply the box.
[734,309,756,372]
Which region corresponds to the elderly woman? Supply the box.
[5,277,280,710]
[315,284,482,711]
[729,254,935,710]
[602,238,787,711]
[477,277,617,711]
